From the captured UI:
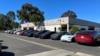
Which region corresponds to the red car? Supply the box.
[75,30,100,44]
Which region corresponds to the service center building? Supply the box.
[21,17,100,32]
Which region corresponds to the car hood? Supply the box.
[62,35,74,37]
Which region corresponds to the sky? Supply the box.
[0,0,100,23]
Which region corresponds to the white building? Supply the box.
[21,17,100,32]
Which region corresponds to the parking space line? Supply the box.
[4,35,59,50]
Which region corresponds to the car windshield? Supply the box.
[78,31,94,34]
[66,32,74,35]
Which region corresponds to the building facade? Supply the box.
[21,17,100,32]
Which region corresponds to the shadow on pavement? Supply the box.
[77,42,100,47]
[0,40,3,42]
[1,45,8,50]
[0,51,15,56]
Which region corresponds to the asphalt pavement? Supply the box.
[0,33,100,56]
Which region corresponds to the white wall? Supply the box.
[95,27,100,31]
[79,25,100,31]
[44,25,61,32]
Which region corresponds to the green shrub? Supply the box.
[69,25,80,33]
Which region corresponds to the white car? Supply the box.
[60,32,77,42]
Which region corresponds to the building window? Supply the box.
[29,27,34,30]
[23,27,27,30]
[81,28,86,31]
[88,26,95,30]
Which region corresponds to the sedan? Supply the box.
[75,30,100,45]
[34,30,48,38]
[50,31,67,40]
[60,32,76,42]
[26,30,38,37]
[39,31,55,39]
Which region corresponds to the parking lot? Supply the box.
[0,32,100,56]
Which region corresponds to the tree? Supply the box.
[0,14,5,29]
[6,11,15,21]
[0,11,17,30]
[17,3,44,24]
[6,11,16,29]
[0,14,11,30]
[61,10,77,18]
[11,22,19,28]
[17,3,45,30]
[30,14,44,26]
[69,25,80,33]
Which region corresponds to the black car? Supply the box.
[23,30,34,36]
[26,30,37,37]
[34,30,48,38]
[50,31,67,40]
[39,31,55,39]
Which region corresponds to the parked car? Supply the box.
[60,32,77,42]
[16,30,23,35]
[18,30,27,36]
[26,30,38,37]
[14,29,22,34]
[10,30,16,34]
[75,30,100,45]
[23,30,34,36]
[50,31,67,40]
[4,30,11,33]
[39,31,55,39]
[34,30,48,38]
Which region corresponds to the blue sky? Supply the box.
[0,0,100,23]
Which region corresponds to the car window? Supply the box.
[66,32,73,35]
[96,32,100,38]
[93,31,98,39]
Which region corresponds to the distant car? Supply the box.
[75,30,100,45]
[4,30,10,33]
[60,32,77,42]
[39,31,55,39]
[16,30,23,35]
[14,29,22,34]
[50,31,67,40]
[4,30,8,33]
[7,30,12,34]
[10,30,16,34]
